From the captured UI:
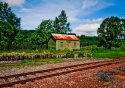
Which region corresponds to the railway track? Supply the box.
[0,58,125,87]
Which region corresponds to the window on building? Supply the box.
[74,42,76,47]
[61,42,63,47]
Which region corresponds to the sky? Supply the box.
[0,0,125,36]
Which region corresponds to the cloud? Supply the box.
[0,0,25,7]
[84,18,103,24]
[1,0,113,36]
[72,23,100,36]
[15,0,82,29]
[79,0,114,16]
[82,0,98,9]
[72,18,103,36]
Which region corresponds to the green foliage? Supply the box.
[0,2,21,50]
[28,29,47,49]
[92,48,125,58]
[38,19,55,33]
[17,58,64,66]
[79,35,98,46]
[121,19,125,39]
[12,31,25,49]
[112,39,122,47]
[12,30,35,49]
[54,10,71,33]
[78,52,84,57]
[36,19,55,49]
[14,58,63,67]
[97,16,124,49]
[80,46,93,53]
[49,49,56,54]
[120,45,125,51]
[66,51,74,58]
[0,2,124,53]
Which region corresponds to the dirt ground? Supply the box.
[10,59,125,88]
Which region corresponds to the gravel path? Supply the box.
[0,59,102,76]
[0,58,125,88]
[11,59,125,88]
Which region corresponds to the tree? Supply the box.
[121,19,125,40]
[0,2,21,50]
[38,19,55,33]
[54,10,71,34]
[29,29,48,49]
[12,31,25,49]
[97,16,123,49]
[0,22,14,50]
[37,19,55,48]
[79,35,98,46]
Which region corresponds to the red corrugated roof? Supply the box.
[52,34,80,41]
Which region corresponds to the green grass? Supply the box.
[17,58,64,66]
[0,58,64,70]
[1,44,125,70]
[79,45,125,59]
[0,49,50,54]
[92,48,125,58]
[0,63,17,70]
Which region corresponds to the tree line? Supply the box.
[0,2,71,50]
[97,16,125,49]
[0,2,125,50]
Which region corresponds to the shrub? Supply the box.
[87,53,92,57]
[120,45,125,52]
[49,49,56,54]
[112,41,121,48]
[66,51,74,58]
[78,52,84,57]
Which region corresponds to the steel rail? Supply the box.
[0,59,120,79]
[0,59,124,87]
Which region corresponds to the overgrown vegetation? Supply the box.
[0,2,71,50]
[66,51,74,58]
[78,52,84,57]
[0,45,125,70]
[0,2,125,70]
[0,58,64,70]
[1,2,125,51]
[97,16,125,49]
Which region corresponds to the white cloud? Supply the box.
[73,23,100,36]
[84,18,103,24]
[82,0,98,9]
[15,1,82,29]
[0,0,113,36]
[0,0,25,7]
[80,0,114,16]
[72,18,103,36]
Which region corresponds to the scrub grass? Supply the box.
[80,45,125,58]
[17,58,64,66]
[1,44,125,70]
[92,47,125,58]
[0,58,64,70]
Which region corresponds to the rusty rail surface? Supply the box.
[0,58,124,87]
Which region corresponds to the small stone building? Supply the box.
[48,33,80,50]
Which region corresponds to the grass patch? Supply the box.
[1,45,125,70]
[0,58,64,70]
[0,63,17,70]
[17,58,64,66]
[92,47,125,58]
